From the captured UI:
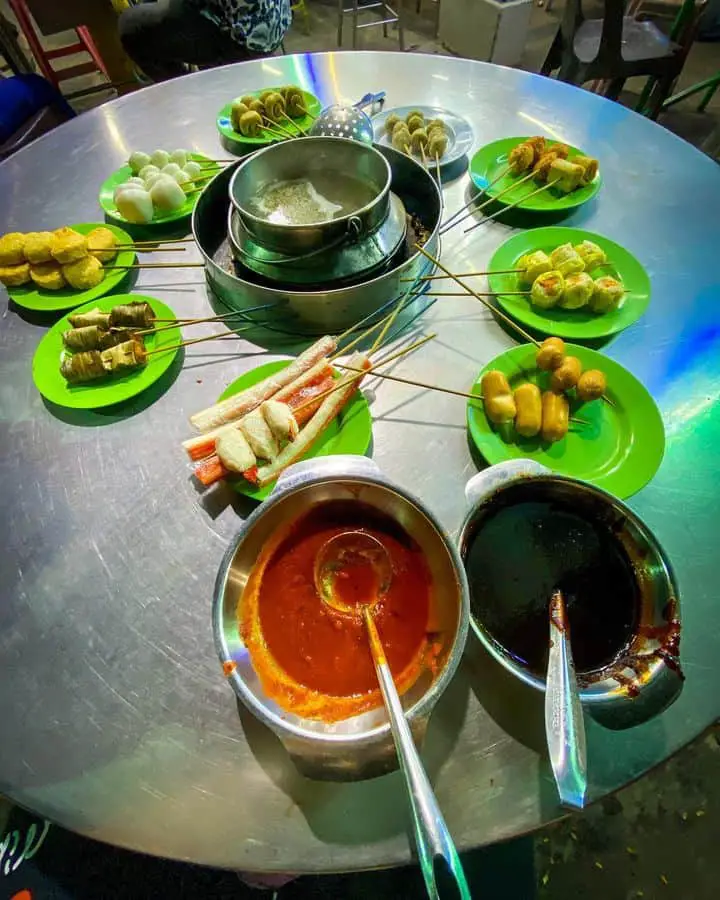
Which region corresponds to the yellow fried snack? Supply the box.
[0,233,27,266]
[23,231,55,264]
[51,227,88,264]
[0,262,31,287]
[86,227,118,263]
[30,262,66,291]
[62,255,104,290]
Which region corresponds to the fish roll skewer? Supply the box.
[559,272,594,310]
[574,240,607,271]
[109,301,155,329]
[60,351,107,384]
[517,250,552,284]
[530,271,565,309]
[101,339,147,373]
[240,408,279,461]
[589,276,624,313]
[548,159,585,193]
[68,308,111,329]
[573,155,599,184]
[550,243,585,276]
[262,400,299,445]
[216,429,257,474]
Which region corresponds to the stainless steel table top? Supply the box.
[1,51,719,873]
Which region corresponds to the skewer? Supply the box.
[434,153,441,184]
[438,167,519,233]
[280,111,308,136]
[402,268,522,283]
[443,171,536,234]
[419,143,429,170]
[294,333,436,415]
[103,262,204,271]
[98,245,188,254]
[464,180,556,234]
[145,327,250,357]
[129,306,277,336]
[262,116,296,139]
[369,288,412,354]
[114,238,193,248]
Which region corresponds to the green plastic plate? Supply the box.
[469,137,602,211]
[218,359,373,502]
[216,87,322,148]
[488,227,651,340]
[8,223,136,313]
[99,153,220,226]
[32,293,181,409]
[466,343,665,499]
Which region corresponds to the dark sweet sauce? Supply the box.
[465,498,641,678]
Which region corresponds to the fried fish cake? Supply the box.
[0,232,27,266]
[30,262,66,291]
[51,227,88,264]
[62,255,104,290]
[0,262,31,287]
[24,231,55,264]
[86,227,118,263]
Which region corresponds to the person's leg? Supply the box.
[118,0,250,82]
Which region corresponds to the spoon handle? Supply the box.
[364,610,471,900]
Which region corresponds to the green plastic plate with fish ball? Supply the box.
[219,359,373,502]
[488,227,651,340]
[467,343,665,499]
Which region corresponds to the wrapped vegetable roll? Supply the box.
[60,350,107,383]
[101,339,147,373]
[240,408,279,461]
[262,400,299,445]
[216,429,257,474]
[63,325,107,351]
[286,90,306,118]
[548,159,584,193]
[590,276,624,314]
[550,243,585,276]
[530,271,564,309]
[573,155,599,184]
[248,99,265,115]
[109,301,155,328]
[574,240,607,272]
[518,250,552,284]
[69,307,111,329]
[509,142,534,174]
[559,272,594,309]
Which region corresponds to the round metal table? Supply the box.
[0,52,718,873]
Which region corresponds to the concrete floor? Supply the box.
[1,2,719,897]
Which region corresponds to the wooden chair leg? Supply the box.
[397,0,405,49]
[646,74,677,120]
[604,77,626,101]
[76,26,110,80]
[540,30,562,75]
[337,0,344,45]
[352,0,359,48]
[7,0,59,87]
[699,77,720,112]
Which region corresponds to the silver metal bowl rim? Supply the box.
[227,136,393,235]
[458,472,680,704]
[212,473,471,745]
[191,147,442,301]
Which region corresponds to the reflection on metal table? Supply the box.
[0,51,719,873]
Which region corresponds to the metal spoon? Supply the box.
[315,531,471,900]
[545,589,587,809]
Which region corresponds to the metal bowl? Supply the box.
[192,144,442,333]
[213,457,470,781]
[227,192,407,287]
[458,460,683,729]
[228,137,392,256]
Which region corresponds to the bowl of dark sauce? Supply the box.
[459,460,683,729]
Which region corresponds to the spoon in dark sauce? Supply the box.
[545,589,587,809]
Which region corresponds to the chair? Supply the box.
[540,0,701,117]
[7,0,110,91]
[0,72,75,160]
[292,0,312,34]
[337,0,405,49]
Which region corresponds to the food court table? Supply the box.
[0,52,719,873]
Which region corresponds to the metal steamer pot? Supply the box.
[213,457,470,781]
[228,137,392,256]
[458,460,683,730]
[192,144,442,333]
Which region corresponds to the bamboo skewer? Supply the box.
[369,288,412,354]
[128,306,278,336]
[434,153,441,184]
[443,171,536,234]
[103,262,205,270]
[263,116,296,139]
[280,111,307,135]
[402,268,522,283]
[145,327,251,357]
[419,143,429,170]
[100,245,188,254]
[464,180,556,234]
[438,167,521,233]
[294,333,436,415]
[128,237,194,247]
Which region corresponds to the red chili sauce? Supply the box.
[251,501,432,704]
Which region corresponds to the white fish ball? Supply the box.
[171,170,191,186]
[161,163,183,179]
[138,164,160,181]
[116,188,155,224]
[128,151,151,175]
[143,171,171,190]
[150,149,170,169]
[183,161,202,180]
[150,178,186,212]
[114,178,144,202]
[169,149,188,167]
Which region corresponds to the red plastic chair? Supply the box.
[7,0,109,90]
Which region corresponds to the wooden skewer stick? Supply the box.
[438,166,519,232]
[464,180,555,234]
[263,116,296,139]
[419,143,429,170]
[145,327,250,357]
[130,308,270,336]
[115,238,193,248]
[447,171,536,234]
[434,153,441,184]
[294,333,436,415]
[103,262,205,270]
[280,111,307,136]
[402,268,522,283]
[333,306,401,359]
[98,245,188,253]
[369,288,413,355]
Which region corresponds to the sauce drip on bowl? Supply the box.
[240,501,435,720]
[465,499,640,678]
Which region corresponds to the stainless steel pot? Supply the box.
[213,456,470,781]
[228,137,392,255]
[192,145,442,333]
[458,460,683,729]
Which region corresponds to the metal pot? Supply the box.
[458,460,683,729]
[213,456,470,781]
[228,137,392,255]
[192,145,442,333]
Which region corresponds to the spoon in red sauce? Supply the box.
[315,531,471,900]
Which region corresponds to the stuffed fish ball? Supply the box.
[169,149,188,168]
[128,151,151,175]
[559,272,594,309]
[116,187,154,224]
[384,113,401,135]
[183,161,202,180]
[150,178,186,212]
[574,240,607,272]
[518,250,551,284]
[530,270,564,309]
[550,242,584,276]
[590,276,624,314]
[23,231,54,264]
[138,164,160,181]
[62,255,104,290]
[150,149,170,169]
[161,163,184,180]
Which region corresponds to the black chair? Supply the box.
[540,0,703,117]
